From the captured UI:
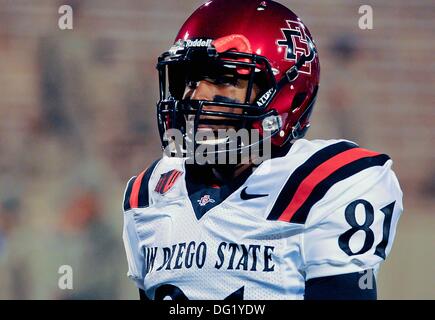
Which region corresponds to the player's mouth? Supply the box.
[196,125,230,145]
[197,124,234,130]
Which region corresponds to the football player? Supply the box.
[122,0,403,300]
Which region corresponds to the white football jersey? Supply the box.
[122,139,403,300]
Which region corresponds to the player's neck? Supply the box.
[186,142,293,185]
[209,142,293,182]
[211,163,253,183]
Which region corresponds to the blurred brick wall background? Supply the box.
[0,0,433,299]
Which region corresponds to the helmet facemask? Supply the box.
[157,44,279,165]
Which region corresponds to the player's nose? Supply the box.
[190,80,223,114]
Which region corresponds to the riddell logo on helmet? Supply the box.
[176,39,213,48]
[170,39,213,54]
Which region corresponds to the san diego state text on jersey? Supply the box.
[141,241,276,275]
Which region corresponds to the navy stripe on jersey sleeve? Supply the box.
[267,141,358,221]
[290,154,390,224]
[123,159,160,211]
[267,140,391,224]
[123,176,137,211]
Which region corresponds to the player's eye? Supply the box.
[204,75,239,87]
[186,80,199,89]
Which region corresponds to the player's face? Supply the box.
[182,76,259,130]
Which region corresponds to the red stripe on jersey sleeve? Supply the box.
[278,148,380,222]
[129,170,146,209]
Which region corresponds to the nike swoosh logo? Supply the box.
[240,187,268,200]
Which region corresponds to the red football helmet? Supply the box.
[156,0,320,157]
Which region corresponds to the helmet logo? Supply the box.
[276,20,314,75]
[183,38,213,48]
[170,38,213,54]
[256,88,274,107]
